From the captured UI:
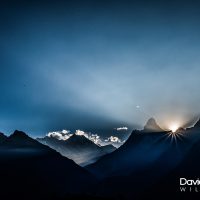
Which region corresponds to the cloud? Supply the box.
[104,136,125,148]
[47,129,125,148]
[47,130,72,140]
[74,130,124,146]
[105,136,122,143]
[62,130,70,134]
[75,129,86,136]
[75,130,102,145]
[115,127,128,131]
[89,134,101,144]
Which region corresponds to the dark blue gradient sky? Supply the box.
[1,0,200,137]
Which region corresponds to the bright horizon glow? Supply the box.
[169,124,179,133]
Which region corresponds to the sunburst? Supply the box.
[165,129,185,146]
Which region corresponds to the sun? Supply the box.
[169,124,179,133]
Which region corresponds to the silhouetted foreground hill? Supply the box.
[0,132,7,144]
[1,118,200,200]
[37,134,116,166]
[143,121,200,200]
[0,130,96,200]
[86,118,200,199]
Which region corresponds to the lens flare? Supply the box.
[164,123,185,145]
[169,124,179,133]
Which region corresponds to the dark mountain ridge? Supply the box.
[0,130,96,200]
[86,118,197,199]
[0,132,7,144]
[1,118,200,199]
[143,120,200,199]
[37,134,116,166]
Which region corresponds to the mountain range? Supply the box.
[0,130,96,200]
[0,132,7,144]
[1,118,200,199]
[86,118,200,199]
[37,134,116,166]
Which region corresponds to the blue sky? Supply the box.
[1,0,200,137]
